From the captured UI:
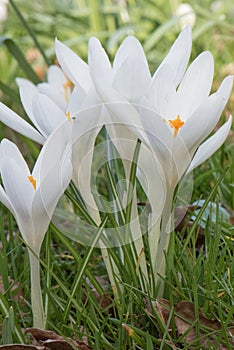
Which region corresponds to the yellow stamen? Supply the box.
[63,79,73,103]
[168,115,184,137]
[28,175,36,190]
[66,110,71,121]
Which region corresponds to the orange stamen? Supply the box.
[63,80,73,103]
[28,175,36,190]
[66,110,71,121]
[168,115,184,137]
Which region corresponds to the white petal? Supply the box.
[1,158,33,219]
[0,102,45,144]
[16,78,41,127]
[0,139,30,175]
[55,38,91,93]
[37,83,67,111]
[177,51,214,120]
[140,104,173,152]
[181,75,233,150]
[89,57,144,140]
[0,175,34,247]
[71,100,102,202]
[32,156,72,246]
[32,119,73,184]
[113,36,151,101]
[0,185,15,214]
[32,93,65,138]
[137,144,166,224]
[47,65,67,86]
[72,127,101,219]
[187,116,232,172]
[150,64,177,117]
[153,25,192,87]
[67,86,88,116]
[88,37,113,87]
[38,65,70,110]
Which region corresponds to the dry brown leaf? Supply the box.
[25,328,91,350]
[148,299,234,349]
[0,346,39,350]
[85,276,113,313]
[153,298,171,326]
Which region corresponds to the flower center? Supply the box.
[168,115,184,137]
[63,79,73,103]
[28,175,36,190]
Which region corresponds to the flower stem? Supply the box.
[28,248,45,329]
[154,191,174,296]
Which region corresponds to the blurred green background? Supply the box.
[1,0,234,91]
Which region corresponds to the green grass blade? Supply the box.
[9,0,50,66]
[0,37,41,83]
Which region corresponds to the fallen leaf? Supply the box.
[26,328,91,350]
[0,346,39,350]
[85,276,113,313]
[147,299,234,349]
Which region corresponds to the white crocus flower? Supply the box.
[0,120,73,328]
[87,28,233,292]
[0,64,102,222]
[0,65,72,144]
[139,66,232,282]
[87,29,232,206]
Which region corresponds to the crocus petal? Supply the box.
[0,139,30,176]
[0,102,45,144]
[47,65,67,86]
[1,158,34,218]
[32,156,72,247]
[37,83,67,111]
[16,78,42,128]
[66,86,87,115]
[149,64,178,117]
[140,103,173,152]
[105,124,138,171]
[72,99,102,220]
[32,93,65,138]
[187,116,232,172]
[0,185,15,215]
[153,25,192,87]
[88,37,113,86]
[177,51,214,120]
[38,65,71,110]
[113,36,151,101]
[89,54,145,140]
[32,119,72,184]
[55,38,91,93]
[137,144,166,224]
[181,75,233,150]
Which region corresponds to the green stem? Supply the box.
[148,219,161,294]
[154,191,174,296]
[28,248,45,329]
[88,206,121,298]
